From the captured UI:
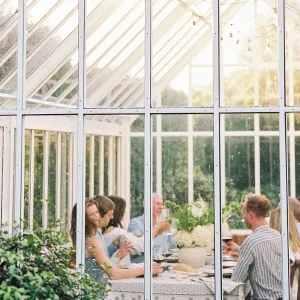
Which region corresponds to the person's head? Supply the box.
[152,193,163,218]
[70,198,99,246]
[106,195,126,229]
[242,193,271,229]
[89,195,115,228]
[269,207,300,253]
[289,197,300,222]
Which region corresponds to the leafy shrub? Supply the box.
[0,223,108,299]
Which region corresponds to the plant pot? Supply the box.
[178,247,207,268]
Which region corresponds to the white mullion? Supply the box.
[2,124,12,232]
[14,0,26,230]
[28,130,35,230]
[254,114,260,194]
[108,136,113,195]
[117,136,122,196]
[68,133,73,232]
[99,135,104,195]
[220,115,225,207]
[55,132,62,223]
[188,62,193,204]
[278,0,289,297]
[42,131,49,228]
[0,128,3,225]
[76,0,86,271]
[89,134,95,197]
[156,93,162,195]
[122,124,131,228]
[290,131,296,197]
[144,0,152,298]
[213,0,222,298]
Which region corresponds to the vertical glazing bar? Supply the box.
[68,133,74,232]
[99,136,104,195]
[144,0,152,299]
[76,0,86,270]
[42,131,49,228]
[0,128,3,224]
[117,136,122,195]
[29,130,35,230]
[89,134,95,197]
[15,0,26,229]
[188,63,193,204]
[108,136,113,195]
[213,0,222,298]
[156,93,162,195]
[278,0,289,297]
[56,132,62,224]
[2,123,12,233]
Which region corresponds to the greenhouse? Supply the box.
[0,0,299,299]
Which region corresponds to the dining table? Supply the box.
[106,264,250,300]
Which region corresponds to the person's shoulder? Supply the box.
[129,215,143,225]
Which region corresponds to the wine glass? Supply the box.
[153,246,166,263]
[158,207,171,221]
[222,230,233,243]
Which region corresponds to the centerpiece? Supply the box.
[165,199,214,268]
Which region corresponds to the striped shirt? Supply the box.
[232,225,282,300]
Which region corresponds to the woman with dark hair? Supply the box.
[103,195,169,264]
[70,197,163,281]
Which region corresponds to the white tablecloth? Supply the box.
[107,272,247,300]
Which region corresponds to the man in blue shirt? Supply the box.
[128,194,177,250]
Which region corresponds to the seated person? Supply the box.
[70,197,162,286]
[269,207,300,300]
[89,195,131,264]
[225,194,282,300]
[103,195,170,264]
[289,197,300,236]
[128,193,176,249]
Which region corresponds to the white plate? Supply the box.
[203,268,233,278]
[172,270,199,276]
[223,255,237,261]
[222,261,237,268]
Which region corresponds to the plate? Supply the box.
[223,255,237,261]
[172,270,199,276]
[203,269,233,278]
[222,261,237,268]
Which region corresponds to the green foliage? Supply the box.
[164,200,214,233]
[222,202,246,230]
[0,223,108,299]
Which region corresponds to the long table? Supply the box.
[107,269,248,300]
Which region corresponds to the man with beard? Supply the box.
[224,194,282,300]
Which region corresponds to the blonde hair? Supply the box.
[269,207,300,253]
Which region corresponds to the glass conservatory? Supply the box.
[0,0,299,298]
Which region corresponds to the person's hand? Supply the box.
[115,242,132,260]
[155,220,170,234]
[229,251,239,259]
[113,235,121,247]
[152,263,163,275]
[223,240,239,257]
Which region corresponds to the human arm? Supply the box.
[128,218,144,236]
[231,241,254,283]
[87,237,162,279]
[223,240,240,258]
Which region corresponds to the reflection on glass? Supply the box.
[0,1,18,108]
[25,0,79,108]
[221,0,278,107]
[86,0,145,108]
[225,114,254,131]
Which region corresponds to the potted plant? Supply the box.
[165,199,214,268]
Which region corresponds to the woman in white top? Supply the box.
[103,196,170,264]
[269,207,300,300]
